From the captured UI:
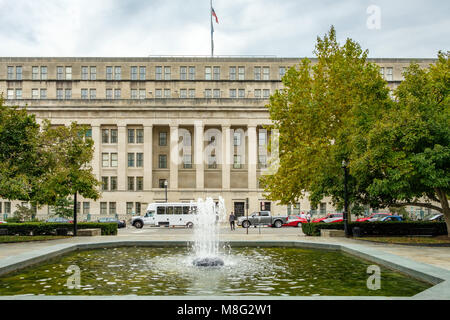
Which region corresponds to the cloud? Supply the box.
[0,0,448,57]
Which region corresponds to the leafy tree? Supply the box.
[352,51,450,235]
[51,196,74,219]
[260,26,392,218]
[12,204,35,222]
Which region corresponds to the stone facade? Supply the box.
[0,57,437,221]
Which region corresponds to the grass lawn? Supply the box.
[355,236,450,245]
[0,235,71,243]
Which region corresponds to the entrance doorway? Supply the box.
[234,202,245,218]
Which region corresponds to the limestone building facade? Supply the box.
[0,57,436,221]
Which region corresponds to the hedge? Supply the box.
[0,222,117,236]
[301,221,447,237]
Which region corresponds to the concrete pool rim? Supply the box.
[0,240,449,300]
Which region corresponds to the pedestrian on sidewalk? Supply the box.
[229,212,236,231]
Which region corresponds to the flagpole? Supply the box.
[210,0,214,57]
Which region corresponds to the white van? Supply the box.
[131,202,197,228]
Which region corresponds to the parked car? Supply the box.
[237,211,288,228]
[0,221,7,224]
[46,217,73,223]
[426,214,444,222]
[367,214,399,222]
[98,217,126,228]
[283,215,308,227]
[312,213,343,223]
[322,217,344,223]
[356,213,391,222]
[379,215,403,222]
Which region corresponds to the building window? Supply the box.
[114,66,121,80]
[233,132,241,146]
[106,88,113,99]
[131,66,138,80]
[7,66,14,80]
[109,202,116,215]
[65,67,72,80]
[110,153,118,167]
[379,67,384,79]
[238,89,245,98]
[81,89,88,99]
[159,155,167,168]
[110,176,117,191]
[136,129,144,143]
[180,89,187,98]
[213,66,220,80]
[131,89,138,99]
[238,67,245,80]
[128,129,135,143]
[127,202,133,215]
[106,66,113,80]
[102,129,109,143]
[100,202,107,215]
[156,66,162,80]
[90,66,97,80]
[15,89,22,99]
[205,67,211,80]
[32,67,39,80]
[164,89,171,98]
[386,67,393,81]
[159,132,167,146]
[229,89,236,98]
[208,155,217,169]
[110,129,118,143]
[258,130,267,146]
[90,89,96,99]
[164,66,171,80]
[16,66,22,80]
[233,155,242,169]
[254,67,261,80]
[254,89,261,99]
[136,153,144,167]
[279,67,286,79]
[135,202,142,215]
[139,89,146,99]
[83,202,90,215]
[189,66,195,80]
[258,155,267,169]
[183,154,192,169]
[155,89,162,98]
[102,153,109,167]
[40,89,47,99]
[102,177,109,191]
[128,177,135,191]
[159,179,167,188]
[263,89,270,99]
[320,202,327,215]
[263,67,270,80]
[180,66,187,80]
[114,89,121,99]
[82,66,89,80]
[229,67,236,80]
[136,177,144,191]
[139,66,146,80]
[128,153,135,167]
[188,89,195,98]
[204,89,212,98]
[56,88,63,100]
[32,89,39,99]
[65,89,72,99]
[57,66,64,80]
[213,89,220,98]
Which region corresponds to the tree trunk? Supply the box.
[73,193,78,237]
[436,188,450,237]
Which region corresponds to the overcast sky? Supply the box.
[0,0,448,58]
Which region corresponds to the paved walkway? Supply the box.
[1,226,449,270]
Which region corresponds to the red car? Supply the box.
[312,213,343,223]
[283,215,308,227]
[356,213,391,222]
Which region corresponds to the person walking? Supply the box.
[229,212,236,231]
[306,212,311,223]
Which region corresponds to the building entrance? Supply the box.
[234,202,245,218]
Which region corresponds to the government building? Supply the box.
[0,57,437,221]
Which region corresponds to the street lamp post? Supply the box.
[164,180,168,203]
[341,160,350,237]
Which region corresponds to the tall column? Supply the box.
[117,125,127,191]
[248,125,257,191]
[144,125,153,191]
[169,125,179,190]
[91,125,101,180]
[195,122,204,190]
[221,125,231,190]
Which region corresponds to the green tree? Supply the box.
[260,26,391,216]
[12,204,35,222]
[352,51,450,235]
[51,196,74,219]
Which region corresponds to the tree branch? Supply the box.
[390,202,443,213]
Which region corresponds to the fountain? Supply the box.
[191,197,226,267]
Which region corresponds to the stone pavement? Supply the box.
[0,225,449,270]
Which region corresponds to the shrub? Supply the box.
[301,221,447,237]
[0,222,117,236]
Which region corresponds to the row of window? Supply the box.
[5,65,287,81]
[4,88,272,100]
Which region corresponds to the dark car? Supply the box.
[98,217,126,228]
[427,214,444,222]
[46,217,73,223]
